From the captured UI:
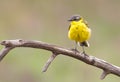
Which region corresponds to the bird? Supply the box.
[68,15,91,53]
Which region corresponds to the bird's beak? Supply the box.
[68,17,74,21]
[68,18,73,21]
[68,19,72,21]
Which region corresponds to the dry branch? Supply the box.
[0,39,120,79]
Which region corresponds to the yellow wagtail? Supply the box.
[68,15,91,53]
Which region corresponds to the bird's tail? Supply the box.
[79,41,89,47]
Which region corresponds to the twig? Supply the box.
[0,47,14,61]
[0,39,120,79]
[42,52,57,72]
[100,70,110,80]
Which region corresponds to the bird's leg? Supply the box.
[81,46,85,54]
[75,41,77,51]
[74,41,80,53]
[81,46,88,56]
[71,41,79,53]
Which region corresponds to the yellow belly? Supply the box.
[68,24,91,42]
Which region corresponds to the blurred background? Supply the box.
[0,0,120,82]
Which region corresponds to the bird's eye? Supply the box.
[76,16,80,20]
[74,16,80,21]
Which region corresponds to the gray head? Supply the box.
[68,15,81,21]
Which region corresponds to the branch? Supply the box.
[0,39,120,79]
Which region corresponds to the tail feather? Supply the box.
[79,41,89,47]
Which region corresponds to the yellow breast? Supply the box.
[68,21,91,42]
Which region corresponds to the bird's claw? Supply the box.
[80,51,88,57]
[71,48,79,54]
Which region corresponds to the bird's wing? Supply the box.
[83,20,90,28]
[68,24,71,30]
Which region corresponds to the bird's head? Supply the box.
[68,15,81,21]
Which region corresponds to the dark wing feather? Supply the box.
[83,20,90,28]
[68,24,71,30]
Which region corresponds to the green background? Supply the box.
[0,0,120,82]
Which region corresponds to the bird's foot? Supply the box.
[80,51,88,57]
[71,48,79,54]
